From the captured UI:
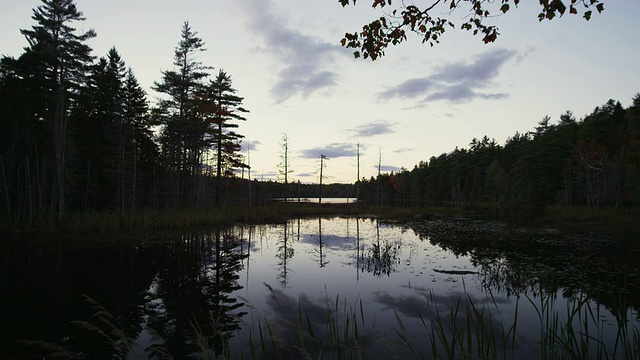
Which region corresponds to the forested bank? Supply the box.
[0,0,255,229]
[2,1,639,232]
[357,97,640,211]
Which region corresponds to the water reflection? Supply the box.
[315,217,329,268]
[0,230,249,358]
[276,222,294,286]
[361,220,401,277]
[143,230,248,356]
[404,219,640,307]
[2,217,639,359]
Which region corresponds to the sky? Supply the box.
[1,0,639,184]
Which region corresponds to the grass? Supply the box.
[243,287,639,360]
[14,284,640,360]
[7,201,639,237]
[537,205,640,235]
[5,203,467,235]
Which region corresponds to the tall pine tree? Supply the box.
[197,70,248,207]
[153,21,210,207]
[19,0,96,220]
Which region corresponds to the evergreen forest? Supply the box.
[1,0,639,230]
[358,99,640,210]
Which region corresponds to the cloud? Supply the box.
[300,143,357,159]
[431,48,515,85]
[394,148,413,153]
[296,172,317,179]
[379,78,435,99]
[350,120,397,137]
[425,84,508,102]
[239,1,344,102]
[515,46,536,63]
[372,164,404,173]
[251,170,279,181]
[379,48,516,103]
[241,140,261,151]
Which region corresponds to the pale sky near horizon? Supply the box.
[1,0,639,183]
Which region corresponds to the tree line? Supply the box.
[0,0,250,227]
[358,96,640,210]
[1,0,636,229]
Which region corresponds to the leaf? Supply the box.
[354,51,361,58]
[583,10,592,20]
[500,4,510,13]
[596,3,604,13]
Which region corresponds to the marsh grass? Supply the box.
[37,204,365,234]
[233,284,371,360]
[18,286,639,360]
[531,287,640,360]
[234,286,639,360]
[435,294,517,360]
[539,206,640,235]
[7,203,467,235]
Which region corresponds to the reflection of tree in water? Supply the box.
[314,217,329,268]
[1,239,161,358]
[145,230,248,357]
[276,221,295,286]
[406,219,640,309]
[355,217,362,281]
[361,219,400,277]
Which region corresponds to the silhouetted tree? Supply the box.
[153,21,210,207]
[277,134,293,201]
[197,69,248,207]
[19,0,96,220]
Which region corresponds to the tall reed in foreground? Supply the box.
[17,286,640,359]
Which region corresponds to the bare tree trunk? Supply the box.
[119,121,125,212]
[356,143,360,202]
[52,76,67,221]
[84,160,91,212]
[132,127,137,211]
[35,143,44,217]
[26,156,33,226]
[376,148,381,207]
[319,155,325,204]
[0,152,11,219]
[215,123,222,207]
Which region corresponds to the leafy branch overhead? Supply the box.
[339,0,605,60]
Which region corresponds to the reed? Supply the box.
[53,204,366,234]
[18,285,639,360]
[4,202,471,235]
[232,286,639,360]
[539,206,640,235]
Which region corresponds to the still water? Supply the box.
[1,217,639,359]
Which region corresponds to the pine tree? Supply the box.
[123,68,154,210]
[198,70,249,207]
[153,21,210,206]
[19,0,96,220]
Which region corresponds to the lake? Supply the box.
[272,197,357,203]
[1,216,639,359]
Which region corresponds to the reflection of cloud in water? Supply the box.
[260,284,392,357]
[298,234,356,251]
[373,288,531,358]
[264,284,327,326]
[373,291,429,318]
